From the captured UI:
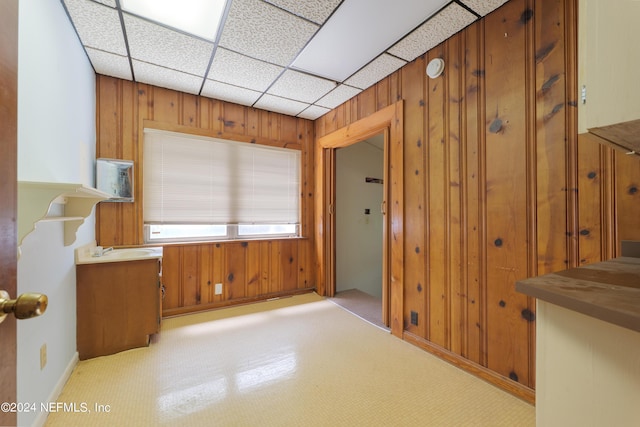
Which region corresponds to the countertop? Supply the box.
[516,257,640,333]
[75,244,163,265]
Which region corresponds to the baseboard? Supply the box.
[32,352,79,427]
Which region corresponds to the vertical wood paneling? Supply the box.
[463,21,485,365]
[161,245,181,310]
[312,0,588,400]
[482,0,531,386]
[447,36,464,356]
[402,58,427,337]
[96,75,316,316]
[577,134,605,264]
[616,153,640,243]
[181,245,200,306]
[225,243,247,300]
[427,45,448,349]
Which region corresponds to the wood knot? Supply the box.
[509,371,519,382]
[587,171,597,179]
[227,273,234,282]
[521,308,535,322]
[499,300,506,308]
[579,229,590,236]
[489,118,503,134]
[494,238,503,247]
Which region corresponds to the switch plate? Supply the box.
[214,283,223,295]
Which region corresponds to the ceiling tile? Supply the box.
[93,0,116,6]
[85,47,132,80]
[344,54,406,90]
[315,85,362,109]
[219,0,318,67]
[207,48,283,92]
[267,70,336,104]
[132,60,203,95]
[124,14,214,77]
[388,3,477,62]
[254,94,309,117]
[298,105,331,120]
[459,0,510,16]
[263,0,342,25]
[201,80,262,107]
[63,0,127,55]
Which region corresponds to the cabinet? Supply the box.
[578,0,640,134]
[76,259,161,360]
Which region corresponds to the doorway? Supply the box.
[333,135,386,328]
[315,101,404,337]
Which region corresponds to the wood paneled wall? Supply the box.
[314,0,636,400]
[95,77,315,315]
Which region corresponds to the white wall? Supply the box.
[536,301,640,426]
[336,136,384,298]
[17,0,96,426]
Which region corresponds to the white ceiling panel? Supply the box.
[63,0,127,55]
[344,54,407,90]
[263,0,343,25]
[218,0,319,67]
[201,80,262,107]
[62,0,513,118]
[208,48,283,92]
[315,85,362,110]
[85,48,132,80]
[291,0,448,82]
[298,105,331,120]
[124,14,214,77]
[254,94,309,116]
[460,0,510,16]
[267,70,336,104]
[132,60,203,95]
[93,0,116,6]
[388,3,477,62]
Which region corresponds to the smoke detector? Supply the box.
[426,58,445,79]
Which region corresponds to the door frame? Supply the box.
[315,101,404,337]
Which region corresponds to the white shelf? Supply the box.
[18,181,112,247]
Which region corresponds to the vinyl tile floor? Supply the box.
[45,292,535,426]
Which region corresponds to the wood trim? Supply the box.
[316,101,404,337]
[403,331,535,404]
[163,288,315,317]
[142,120,302,150]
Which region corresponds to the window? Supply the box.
[143,129,300,243]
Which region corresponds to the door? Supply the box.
[0,0,19,425]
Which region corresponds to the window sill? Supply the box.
[146,235,309,247]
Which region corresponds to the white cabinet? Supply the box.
[578,0,640,134]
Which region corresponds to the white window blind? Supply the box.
[143,129,300,225]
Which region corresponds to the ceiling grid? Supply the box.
[61,0,509,120]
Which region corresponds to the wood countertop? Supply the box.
[516,257,640,333]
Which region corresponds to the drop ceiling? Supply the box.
[62,0,509,120]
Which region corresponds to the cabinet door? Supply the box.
[579,0,640,132]
[77,259,159,359]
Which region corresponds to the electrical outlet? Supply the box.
[214,283,223,295]
[410,311,418,326]
[40,343,47,370]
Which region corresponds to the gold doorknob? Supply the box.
[0,290,48,322]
